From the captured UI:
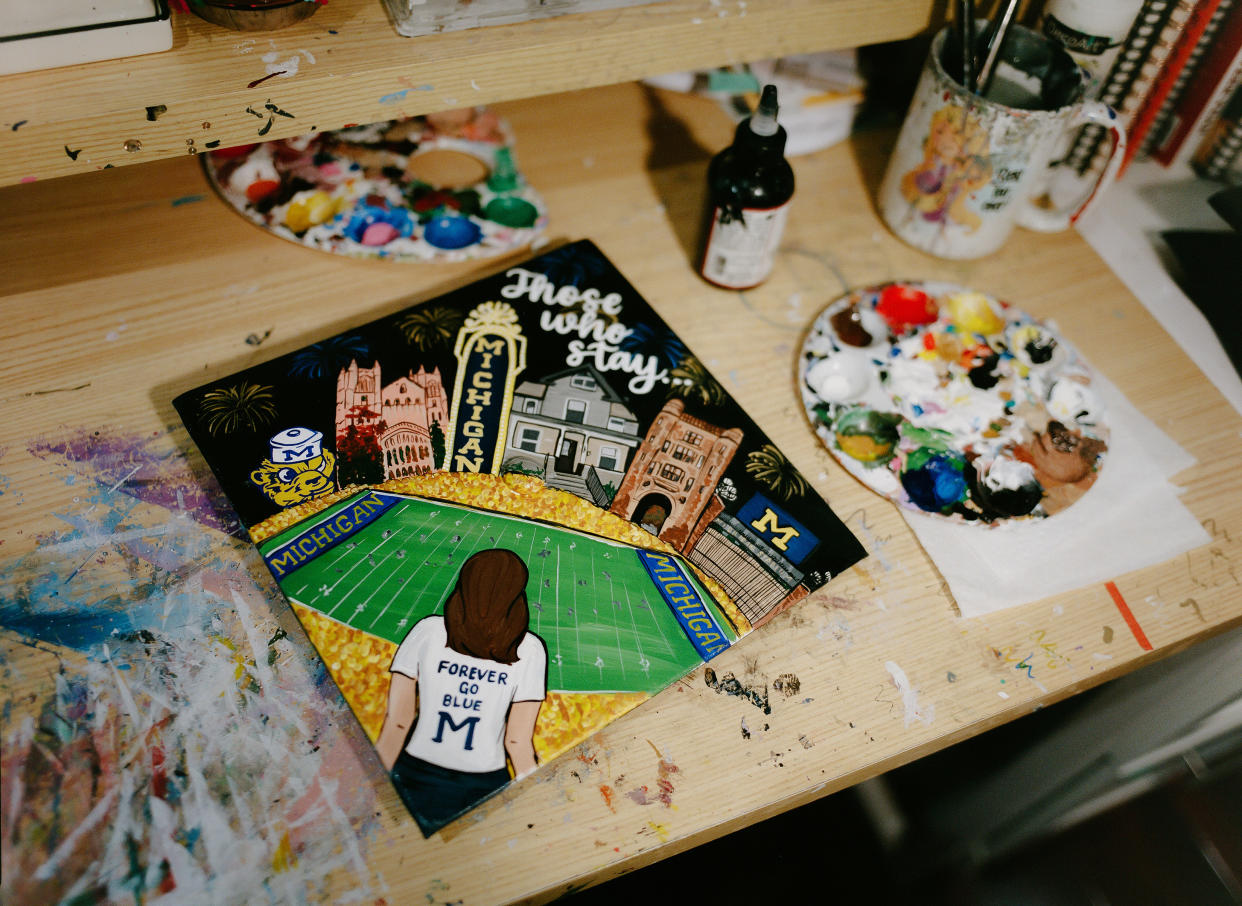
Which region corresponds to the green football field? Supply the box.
[257,490,737,694]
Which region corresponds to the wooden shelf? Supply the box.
[0,0,934,187]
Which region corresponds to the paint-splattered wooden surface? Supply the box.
[0,0,935,187]
[2,83,1241,904]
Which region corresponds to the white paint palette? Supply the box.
[798,281,1110,525]
[203,108,548,263]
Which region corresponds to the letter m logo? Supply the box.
[432,711,481,750]
[750,507,800,551]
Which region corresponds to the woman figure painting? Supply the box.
[376,548,547,836]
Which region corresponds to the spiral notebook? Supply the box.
[1064,0,1198,175]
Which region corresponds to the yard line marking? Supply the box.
[597,547,627,682]
[368,521,423,631]
[1105,581,1152,651]
[615,562,652,678]
[563,544,581,678]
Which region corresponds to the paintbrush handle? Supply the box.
[976,0,1020,94]
[959,0,977,91]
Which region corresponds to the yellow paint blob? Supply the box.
[946,291,1004,335]
[284,192,342,233]
[272,831,297,873]
[835,432,894,463]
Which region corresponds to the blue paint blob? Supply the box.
[901,452,967,511]
[423,214,482,249]
[342,202,414,244]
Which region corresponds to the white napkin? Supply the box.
[904,373,1210,617]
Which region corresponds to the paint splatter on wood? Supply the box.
[703,667,770,714]
[624,755,679,807]
[248,71,286,89]
[885,661,935,727]
[772,672,800,697]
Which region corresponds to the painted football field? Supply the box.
[257,491,737,694]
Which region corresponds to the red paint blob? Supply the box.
[245,179,280,203]
[876,284,938,333]
[211,143,258,160]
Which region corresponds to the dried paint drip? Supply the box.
[703,667,771,714]
[599,784,616,812]
[885,661,935,727]
[624,757,679,807]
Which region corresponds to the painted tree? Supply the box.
[428,420,446,470]
[337,404,386,486]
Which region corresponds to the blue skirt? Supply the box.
[390,751,511,836]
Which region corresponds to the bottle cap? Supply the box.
[750,84,780,137]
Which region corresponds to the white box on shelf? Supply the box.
[1,0,173,75]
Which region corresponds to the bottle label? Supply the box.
[1042,14,1117,56]
[700,203,790,289]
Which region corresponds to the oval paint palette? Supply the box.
[799,281,1109,525]
[203,108,547,262]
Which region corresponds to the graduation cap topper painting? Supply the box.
[175,240,864,835]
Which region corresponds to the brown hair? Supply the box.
[443,548,530,664]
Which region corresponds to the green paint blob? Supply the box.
[485,196,538,228]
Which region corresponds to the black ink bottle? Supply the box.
[699,84,795,289]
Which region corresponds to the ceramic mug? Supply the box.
[877,23,1126,260]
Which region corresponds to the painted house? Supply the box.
[502,366,641,506]
[336,360,448,479]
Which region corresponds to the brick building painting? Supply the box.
[610,398,818,626]
[335,360,447,480]
[609,399,742,553]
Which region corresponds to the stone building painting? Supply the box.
[335,360,447,480]
[502,365,641,507]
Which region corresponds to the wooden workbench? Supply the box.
[2,82,1240,904]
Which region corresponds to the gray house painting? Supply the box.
[502,365,642,507]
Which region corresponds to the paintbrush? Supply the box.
[958,0,977,92]
[976,0,1021,96]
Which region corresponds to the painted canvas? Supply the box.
[174,240,865,835]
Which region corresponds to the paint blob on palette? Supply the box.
[799,281,1109,525]
[203,107,547,262]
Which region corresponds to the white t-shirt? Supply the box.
[391,615,547,773]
